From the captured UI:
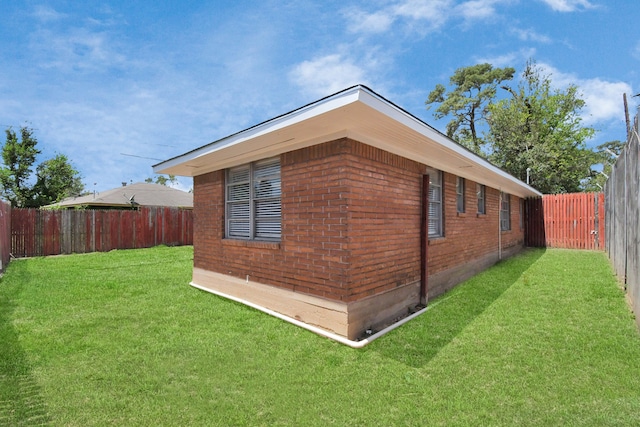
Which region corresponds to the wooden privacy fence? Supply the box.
[605,113,639,328]
[11,207,193,258]
[0,199,10,272]
[525,193,605,250]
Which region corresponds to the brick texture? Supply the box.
[192,138,524,303]
[428,178,524,275]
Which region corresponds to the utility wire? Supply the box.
[120,153,163,161]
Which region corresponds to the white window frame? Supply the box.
[456,177,465,213]
[427,168,443,238]
[500,192,511,231]
[477,184,486,215]
[225,157,281,241]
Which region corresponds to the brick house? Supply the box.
[154,85,541,345]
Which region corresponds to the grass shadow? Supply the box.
[371,248,546,368]
[0,266,51,426]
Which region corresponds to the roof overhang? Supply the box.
[154,85,541,198]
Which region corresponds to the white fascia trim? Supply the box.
[356,87,542,197]
[153,87,363,175]
[155,85,540,197]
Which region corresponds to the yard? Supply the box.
[1,246,640,426]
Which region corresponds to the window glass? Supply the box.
[226,157,281,240]
[477,184,486,214]
[500,192,511,231]
[456,177,465,213]
[427,168,443,237]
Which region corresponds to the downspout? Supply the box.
[498,190,502,260]
[420,174,429,306]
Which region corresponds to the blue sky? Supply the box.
[1,0,637,192]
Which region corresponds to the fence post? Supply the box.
[0,200,11,272]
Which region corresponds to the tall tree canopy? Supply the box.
[582,140,624,192]
[33,154,85,206]
[426,60,600,193]
[425,63,515,153]
[487,62,596,194]
[0,127,40,207]
[0,126,84,207]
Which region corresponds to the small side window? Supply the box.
[500,192,511,231]
[456,177,465,213]
[477,184,486,215]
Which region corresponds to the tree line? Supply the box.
[0,127,179,208]
[0,127,83,207]
[426,60,622,194]
[1,61,621,206]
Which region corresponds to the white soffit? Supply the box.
[154,85,541,198]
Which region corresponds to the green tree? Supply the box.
[1,126,84,207]
[582,140,624,192]
[33,154,84,206]
[145,174,177,186]
[426,63,515,153]
[486,61,596,194]
[0,126,40,207]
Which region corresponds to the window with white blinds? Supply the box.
[500,192,511,231]
[426,168,443,238]
[477,184,486,214]
[456,177,465,213]
[226,157,281,240]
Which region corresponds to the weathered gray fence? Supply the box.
[605,113,640,328]
[0,199,10,272]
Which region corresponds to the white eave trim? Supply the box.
[354,87,541,197]
[154,85,541,198]
[153,87,362,175]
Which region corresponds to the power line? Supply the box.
[119,153,163,161]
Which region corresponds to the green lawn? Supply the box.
[1,246,640,426]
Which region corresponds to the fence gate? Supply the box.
[525,193,605,250]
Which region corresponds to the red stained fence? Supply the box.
[0,199,10,272]
[525,193,605,250]
[11,207,193,258]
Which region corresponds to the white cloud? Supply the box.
[539,0,595,12]
[393,0,453,22]
[28,6,127,73]
[32,5,67,22]
[34,28,125,71]
[344,0,509,37]
[539,63,632,124]
[7,10,287,191]
[511,27,552,43]
[288,54,368,97]
[476,48,537,67]
[455,0,504,20]
[633,40,640,60]
[344,8,395,34]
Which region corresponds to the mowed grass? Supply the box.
[1,246,640,426]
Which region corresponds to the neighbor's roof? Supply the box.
[154,85,541,198]
[48,182,193,209]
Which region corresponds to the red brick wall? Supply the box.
[280,140,351,299]
[342,142,424,301]
[428,179,524,275]
[192,138,524,303]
